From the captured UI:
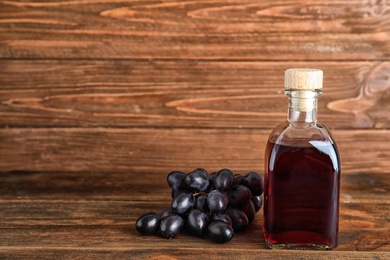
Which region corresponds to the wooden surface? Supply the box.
[0,171,389,259]
[1,0,390,60]
[0,0,389,259]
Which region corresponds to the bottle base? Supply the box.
[264,231,337,250]
[265,239,337,250]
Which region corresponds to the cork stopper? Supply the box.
[284,68,323,90]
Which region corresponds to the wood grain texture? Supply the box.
[1,0,390,60]
[0,128,389,173]
[1,60,389,129]
[0,171,388,203]
[0,249,389,260]
[0,171,388,257]
[1,0,389,258]
[0,172,390,259]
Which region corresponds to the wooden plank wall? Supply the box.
[1,0,389,173]
[0,1,390,257]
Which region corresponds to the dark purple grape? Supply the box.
[208,172,217,189]
[214,168,234,191]
[207,190,228,213]
[135,213,161,235]
[171,192,195,215]
[243,172,264,196]
[211,213,232,226]
[228,185,252,206]
[160,214,184,238]
[167,171,187,191]
[136,168,263,242]
[208,221,234,243]
[251,195,263,213]
[185,168,209,192]
[233,174,245,186]
[241,200,256,223]
[226,207,249,232]
[194,195,209,212]
[187,209,210,236]
[161,207,174,218]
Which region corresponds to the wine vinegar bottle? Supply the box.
[263,68,340,250]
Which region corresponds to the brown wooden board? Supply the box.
[1,60,389,129]
[0,128,389,173]
[1,1,390,60]
[0,171,388,203]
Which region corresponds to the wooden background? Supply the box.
[0,0,389,259]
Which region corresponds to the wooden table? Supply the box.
[1,0,389,259]
[0,169,389,259]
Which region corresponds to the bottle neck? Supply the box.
[285,89,322,124]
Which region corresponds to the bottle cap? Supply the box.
[284,68,323,90]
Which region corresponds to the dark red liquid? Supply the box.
[264,140,340,249]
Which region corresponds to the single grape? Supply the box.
[185,168,209,192]
[171,192,195,215]
[207,190,228,213]
[194,195,209,212]
[160,214,184,239]
[243,172,264,196]
[167,171,187,191]
[208,221,234,243]
[208,172,217,189]
[241,200,256,223]
[233,174,245,186]
[251,195,263,213]
[211,213,232,226]
[161,207,174,218]
[226,207,249,232]
[228,185,252,206]
[187,209,210,236]
[214,168,234,191]
[135,212,161,235]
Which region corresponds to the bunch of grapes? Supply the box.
[135,168,263,243]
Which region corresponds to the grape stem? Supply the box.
[192,192,208,197]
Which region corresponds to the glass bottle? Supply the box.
[263,68,340,250]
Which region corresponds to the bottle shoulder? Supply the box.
[266,121,341,173]
[268,121,337,147]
